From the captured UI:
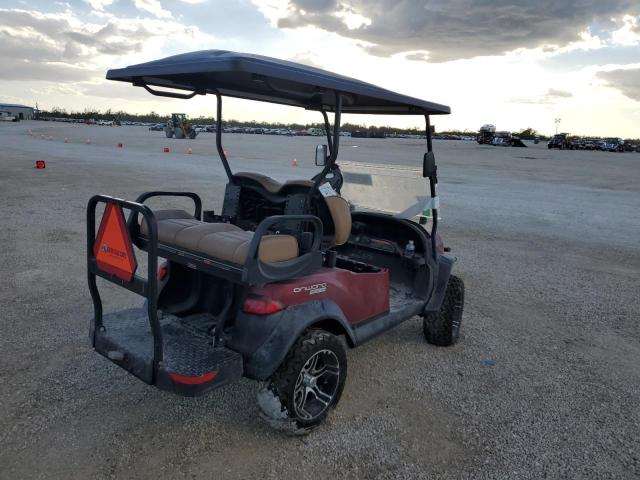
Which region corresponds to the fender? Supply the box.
[236,300,354,380]
[423,254,455,313]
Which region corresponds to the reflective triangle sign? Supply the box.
[93,202,137,282]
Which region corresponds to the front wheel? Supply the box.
[423,275,465,346]
[258,329,347,432]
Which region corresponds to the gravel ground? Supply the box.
[1,121,639,479]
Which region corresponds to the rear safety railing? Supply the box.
[87,194,163,383]
[128,191,203,230]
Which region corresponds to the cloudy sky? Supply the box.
[1,0,639,136]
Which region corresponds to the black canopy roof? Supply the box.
[106,50,450,116]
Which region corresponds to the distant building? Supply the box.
[0,103,35,120]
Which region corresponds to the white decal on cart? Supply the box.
[293,283,327,295]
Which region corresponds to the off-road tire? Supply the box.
[265,329,347,430]
[423,275,464,346]
[164,127,173,138]
[174,127,185,139]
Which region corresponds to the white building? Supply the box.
[0,103,35,120]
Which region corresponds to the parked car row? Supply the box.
[172,125,350,136]
[548,133,640,152]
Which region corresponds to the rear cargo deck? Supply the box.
[94,308,242,396]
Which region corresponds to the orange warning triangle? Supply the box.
[94,203,137,282]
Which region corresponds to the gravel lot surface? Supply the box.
[1,121,639,479]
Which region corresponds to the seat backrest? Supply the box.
[323,194,352,246]
[234,172,283,194]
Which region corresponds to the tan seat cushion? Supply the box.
[197,230,298,264]
[139,209,298,265]
[140,209,199,243]
[141,217,202,244]
[174,223,243,250]
[324,195,352,246]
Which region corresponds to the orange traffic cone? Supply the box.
[86,139,91,144]
[35,160,46,169]
[186,147,193,154]
[64,138,69,143]
[291,158,298,167]
[117,143,123,148]
[163,146,170,153]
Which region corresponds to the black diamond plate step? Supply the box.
[94,308,242,395]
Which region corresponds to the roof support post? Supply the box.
[215,92,234,182]
[425,114,433,154]
[330,93,342,164]
[312,93,342,192]
[425,114,438,259]
[321,110,334,159]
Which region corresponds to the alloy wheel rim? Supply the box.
[293,349,340,421]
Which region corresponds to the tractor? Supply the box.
[164,113,197,139]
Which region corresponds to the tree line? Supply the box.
[38,107,469,136]
[41,107,585,139]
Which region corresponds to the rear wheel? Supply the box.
[423,275,464,346]
[257,329,347,432]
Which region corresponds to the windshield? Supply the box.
[339,161,433,220]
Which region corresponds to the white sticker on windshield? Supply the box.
[394,196,440,219]
[319,182,337,198]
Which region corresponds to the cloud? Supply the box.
[611,14,640,46]
[0,8,204,83]
[85,0,114,11]
[0,9,147,61]
[0,60,96,82]
[546,89,573,98]
[269,1,640,62]
[598,67,640,101]
[133,0,173,19]
[288,50,325,69]
[405,52,429,62]
[511,88,574,104]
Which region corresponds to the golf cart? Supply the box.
[88,50,464,430]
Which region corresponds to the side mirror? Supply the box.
[315,144,328,166]
[423,152,437,177]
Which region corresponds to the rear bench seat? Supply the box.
[140,209,298,264]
